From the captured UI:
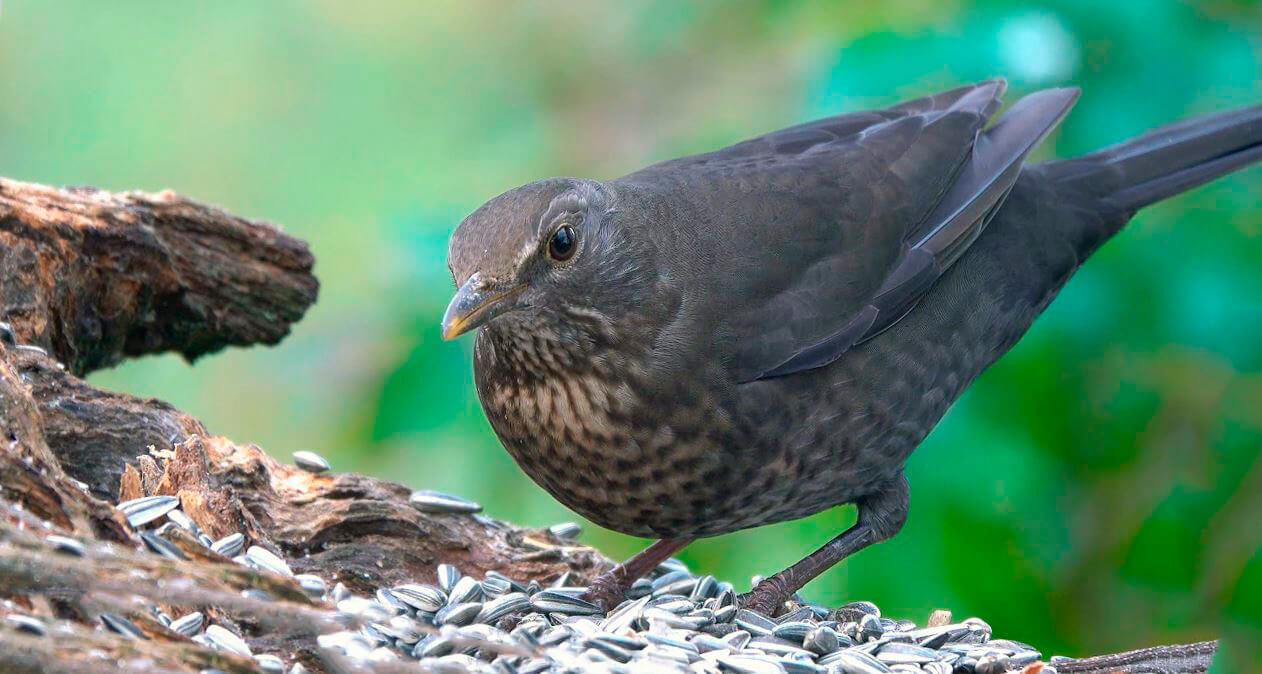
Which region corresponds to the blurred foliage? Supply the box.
[2,0,1259,661]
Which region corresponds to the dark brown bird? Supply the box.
[442,80,1262,613]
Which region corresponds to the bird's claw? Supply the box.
[737,580,790,617]
[580,573,628,613]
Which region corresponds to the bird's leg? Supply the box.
[582,537,693,610]
[741,475,909,616]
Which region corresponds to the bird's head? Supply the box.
[443,178,644,344]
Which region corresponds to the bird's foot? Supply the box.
[580,572,628,612]
[737,577,792,617]
[579,538,693,612]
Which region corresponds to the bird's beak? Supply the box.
[441,274,525,340]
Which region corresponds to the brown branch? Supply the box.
[1051,640,1218,673]
[0,177,318,375]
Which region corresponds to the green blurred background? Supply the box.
[2,0,1259,661]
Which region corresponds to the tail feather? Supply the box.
[1051,103,1262,213]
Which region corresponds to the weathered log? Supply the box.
[0,177,319,375]
[0,176,1222,672]
[1051,640,1218,673]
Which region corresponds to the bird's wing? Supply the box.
[625,82,1079,384]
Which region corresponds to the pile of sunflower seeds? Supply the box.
[86,470,1054,673]
[315,560,1048,674]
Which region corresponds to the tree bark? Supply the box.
[0,177,318,375]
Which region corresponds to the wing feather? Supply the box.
[749,87,1080,381]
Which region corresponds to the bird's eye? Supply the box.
[548,224,577,261]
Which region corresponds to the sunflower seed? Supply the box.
[0,322,13,345]
[961,617,992,644]
[651,570,690,591]
[481,575,512,597]
[530,590,601,616]
[748,638,814,658]
[118,495,180,528]
[656,577,699,597]
[242,589,274,603]
[153,522,178,537]
[7,614,46,636]
[777,607,817,624]
[1010,650,1042,666]
[254,654,285,673]
[337,597,393,621]
[646,632,699,654]
[478,592,531,623]
[584,639,633,663]
[436,601,482,626]
[875,642,938,665]
[715,655,784,673]
[382,615,424,644]
[360,621,392,645]
[100,612,146,639]
[140,531,187,560]
[717,629,751,650]
[446,575,484,605]
[166,509,201,534]
[319,630,374,655]
[13,343,47,357]
[651,596,696,614]
[210,532,245,557]
[409,490,482,514]
[417,636,455,658]
[295,574,326,598]
[819,649,890,673]
[374,588,409,613]
[169,611,204,636]
[780,659,826,674]
[330,583,350,605]
[205,625,252,656]
[394,583,447,612]
[45,534,86,557]
[690,575,719,601]
[548,522,582,540]
[627,577,653,599]
[859,613,884,642]
[488,570,527,593]
[734,610,776,637]
[292,450,331,474]
[804,626,840,655]
[436,564,461,593]
[771,621,815,643]
[148,610,171,631]
[975,654,1009,674]
[655,558,690,576]
[244,545,293,577]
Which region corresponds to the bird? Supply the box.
[442,79,1262,614]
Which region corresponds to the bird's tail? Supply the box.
[1047,103,1262,215]
[1038,102,1262,257]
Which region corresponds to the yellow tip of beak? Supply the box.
[441,275,524,340]
[440,316,469,341]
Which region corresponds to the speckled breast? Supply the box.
[471,323,928,539]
